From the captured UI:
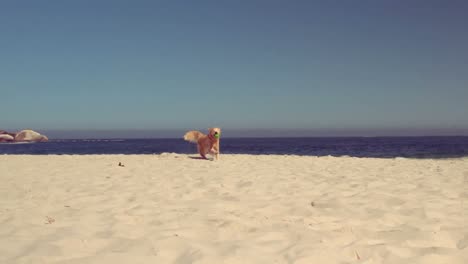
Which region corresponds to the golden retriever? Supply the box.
[184,127,221,160]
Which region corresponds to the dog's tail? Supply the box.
[183,131,205,143]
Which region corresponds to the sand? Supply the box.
[0,154,467,263]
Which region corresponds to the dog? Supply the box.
[184,127,221,160]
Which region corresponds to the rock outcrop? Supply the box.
[0,134,15,142]
[14,130,49,142]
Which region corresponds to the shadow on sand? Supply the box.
[188,156,209,160]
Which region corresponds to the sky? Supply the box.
[1,0,467,137]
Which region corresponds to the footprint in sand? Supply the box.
[457,235,468,249]
[236,181,253,188]
[175,249,203,263]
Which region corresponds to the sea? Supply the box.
[1,137,468,158]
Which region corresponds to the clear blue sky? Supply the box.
[1,0,467,137]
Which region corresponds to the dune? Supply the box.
[0,154,467,263]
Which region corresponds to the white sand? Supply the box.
[1,154,467,264]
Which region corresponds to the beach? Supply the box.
[1,154,467,263]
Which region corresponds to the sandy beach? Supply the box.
[1,154,467,263]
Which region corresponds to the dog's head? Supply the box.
[208,127,221,139]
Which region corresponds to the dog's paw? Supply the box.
[210,148,218,154]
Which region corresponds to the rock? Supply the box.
[14,130,49,142]
[0,130,16,141]
[0,134,15,142]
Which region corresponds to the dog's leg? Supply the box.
[198,144,207,159]
[214,145,219,160]
[210,146,219,160]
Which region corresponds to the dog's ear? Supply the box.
[208,128,215,134]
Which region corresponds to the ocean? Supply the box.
[1,137,468,158]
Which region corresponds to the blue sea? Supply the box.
[1,137,468,158]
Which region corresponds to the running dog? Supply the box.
[184,127,221,160]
